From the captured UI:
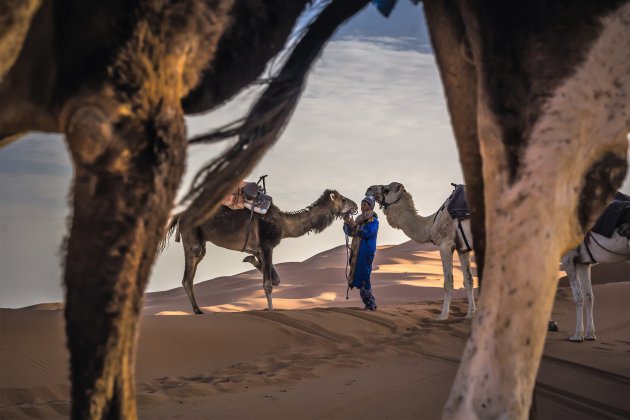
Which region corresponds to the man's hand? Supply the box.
[343,214,355,227]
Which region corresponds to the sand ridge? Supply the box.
[1,240,629,419]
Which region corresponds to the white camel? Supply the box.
[366,182,475,320]
[561,224,630,341]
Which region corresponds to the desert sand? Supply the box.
[1,240,629,419]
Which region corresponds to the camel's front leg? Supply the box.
[62,95,187,419]
[438,246,455,320]
[260,248,275,310]
[243,255,280,286]
[580,264,596,340]
[457,250,476,319]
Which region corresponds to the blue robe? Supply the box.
[344,214,379,289]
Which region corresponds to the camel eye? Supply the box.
[384,188,389,194]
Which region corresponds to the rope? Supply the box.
[587,231,630,259]
[345,233,353,299]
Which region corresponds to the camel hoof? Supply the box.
[194,308,204,315]
[568,335,584,342]
[585,334,596,341]
[548,320,559,332]
[465,314,474,320]
[437,314,449,321]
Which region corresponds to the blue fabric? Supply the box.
[360,281,377,310]
[344,214,379,289]
[372,0,397,17]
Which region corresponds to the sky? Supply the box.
[1,2,629,308]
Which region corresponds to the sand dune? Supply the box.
[1,240,629,419]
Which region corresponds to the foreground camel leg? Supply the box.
[457,250,476,319]
[438,246,455,320]
[62,94,187,419]
[581,264,596,340]
[443,4,629,415]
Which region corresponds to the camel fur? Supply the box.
[561,225,630,342]
[2,0,629,418]
[366,182,475,320]
[161,190,357,313]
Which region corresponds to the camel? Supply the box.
[2,0,629,418]
[1,0,369,417]
[561,224,630,342]
[160,190,357,313]
[366,182,475,320]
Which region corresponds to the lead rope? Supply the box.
[345,233,351,299]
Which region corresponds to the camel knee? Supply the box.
[192,246,205,259]
[263,282,273,295]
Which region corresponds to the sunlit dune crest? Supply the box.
[155,310,191,316]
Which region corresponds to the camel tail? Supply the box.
[158,214,181,253]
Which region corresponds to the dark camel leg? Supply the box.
[181,231,206,314]
[62,94,187,419]
[260,248,275,310]
[243,254,280,286]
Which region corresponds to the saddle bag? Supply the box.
[241,182,272,215]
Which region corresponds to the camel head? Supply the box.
[366,182,405,208]
[323,190,358,216]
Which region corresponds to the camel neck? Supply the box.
[383,193,436,244]
[280,204,336,238]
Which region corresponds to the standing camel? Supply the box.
[161,190,357,313]
[562,222,630,342]
[366,182,475,320]
[2,0,629,418]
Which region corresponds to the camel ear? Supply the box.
[330,192,337,201]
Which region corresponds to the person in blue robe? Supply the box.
[343,196,379,310]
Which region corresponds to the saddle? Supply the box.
[446,184,470,220]
[242,182,272,215]
[223,180,272,215]
[590,191,630,238]
[445,183,472,253]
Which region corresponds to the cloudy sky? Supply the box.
[1,2,629,308]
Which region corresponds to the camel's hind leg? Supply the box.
[580,264,596,340]
[438,246,455,320]
[243,254,280,286]
[181,229,206,314]
[563,254,585,341]
[457,249,476,319]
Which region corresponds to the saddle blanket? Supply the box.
[591,191,630,238]
[447,184,470,220]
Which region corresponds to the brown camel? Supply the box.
[160,190,357,313]
[1,0,370,418]
[2,0,628,418]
